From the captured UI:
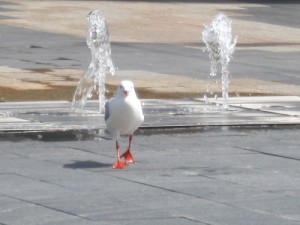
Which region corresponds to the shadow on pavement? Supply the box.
[64,160,111,169]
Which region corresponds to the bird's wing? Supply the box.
[104,100,110,121]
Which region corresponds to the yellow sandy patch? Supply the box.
[1,66,300,95]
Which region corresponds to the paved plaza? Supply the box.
[0,1,300,225]
[0,100,299,225]
[1,119,300,225]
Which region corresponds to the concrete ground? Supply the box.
[0,97,300,225]
[0,1,300,225]
[1,124,300,225]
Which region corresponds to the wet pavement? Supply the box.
[1,96,300,133]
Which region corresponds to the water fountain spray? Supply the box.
[72,10,116,113]
[202,13,237,109]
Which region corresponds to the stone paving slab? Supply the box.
[0,96,300,132]
[0,127,300,225]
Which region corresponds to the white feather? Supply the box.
[105,80,144,139]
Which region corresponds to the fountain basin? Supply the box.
[1,96,300,134]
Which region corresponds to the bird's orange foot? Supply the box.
[121,149,135,164]
[113,159,126,169]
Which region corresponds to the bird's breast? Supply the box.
[106,97,144,135]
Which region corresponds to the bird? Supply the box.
[105,80,144,169]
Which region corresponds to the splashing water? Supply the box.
[202,13,237,109]
[72,10,116,113]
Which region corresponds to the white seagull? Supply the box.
[105,80,144,169]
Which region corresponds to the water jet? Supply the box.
[202,13,237,109]
[72,10,116,113]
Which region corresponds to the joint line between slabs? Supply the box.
[180,216,213,225]
[110,175,300,223]
[235,146,300,162]
[110,175,234,207]
[0,193,95,222]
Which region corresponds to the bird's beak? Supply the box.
[124,90,129,96]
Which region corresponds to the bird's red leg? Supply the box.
[113,141,126,169]
[121,135,135,164]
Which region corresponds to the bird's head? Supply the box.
[116,80,135,97]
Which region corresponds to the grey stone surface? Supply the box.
[0,127,300,225]
[0,24,88,70]
[2,31,300,85]
[1,3,300,86]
